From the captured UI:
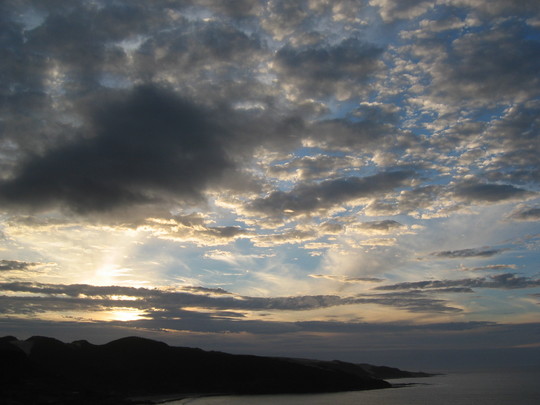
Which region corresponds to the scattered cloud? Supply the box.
[355,220,404,234]
[428,247,506,259]
[247,171,414,218]
[458,264,517,272]
[453,182,535,204]
[1,0,539,367]
[0,260,39,272]
[309,274,384,283]
[274,37,384,100]
[375,273,540,291]
[507,206,540,222]
[0,280,461,318]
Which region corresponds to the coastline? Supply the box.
[156,371,540,405]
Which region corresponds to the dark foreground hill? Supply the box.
[0,335,432,404]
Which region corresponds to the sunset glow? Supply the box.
[1,0,539,369]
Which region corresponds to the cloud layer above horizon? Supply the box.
[1,0,539,364]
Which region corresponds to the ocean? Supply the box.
[166,369,540,405]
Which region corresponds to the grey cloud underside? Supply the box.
[2,316,539,356]
[430,22,540,105]
[0,260,38,271]
[453,182,534,203]
[267,155,362,181]
[309,274,385,283]
[375,273,540,291]
[0,86,235,212]
[0,0,539,337]
[459,264,517,272]
[357,220,403,232]
[429,247,506,259]
[508,206,540,221]
[247,170,414,217]
[274,38,384,98]
[0,281,460,316]
[1,0,539,218]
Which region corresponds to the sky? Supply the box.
[1,0,539,371]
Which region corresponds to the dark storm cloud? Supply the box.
[375,273,540,291]
[274,37,384,98]
[0,85,235,212]
[247,170,414,217]
[429,247,506,259]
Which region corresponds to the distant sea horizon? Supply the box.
[165,368,540,405]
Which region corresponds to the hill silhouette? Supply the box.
[1,335,432,404]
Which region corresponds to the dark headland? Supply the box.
[0,335,435,404]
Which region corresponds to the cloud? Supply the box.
[364,185,442,216]
[355,220,404,234]
[0,260,39,272]
[458,264,517,272]
[369,0,435,22]
[375,273,540,291]
[0,281,349,312]
[142,216,250,247]
[273,37,384,99]
[247,170,414,218]
[426,21,540,107]
[0,280,463,322]
[266,154,363,182]
[452,182,534,204]
[356,292,463,313]
[306,103,408,151]
[252,229,317,247]
[445,0,540,18]
[0,85,240,213]
[309,274,384,283]
[1,0,540,364]
[429,247,506,259]
[507,205,540,222]
[469,102,540,186]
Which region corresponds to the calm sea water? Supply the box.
[167,370,540,405]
